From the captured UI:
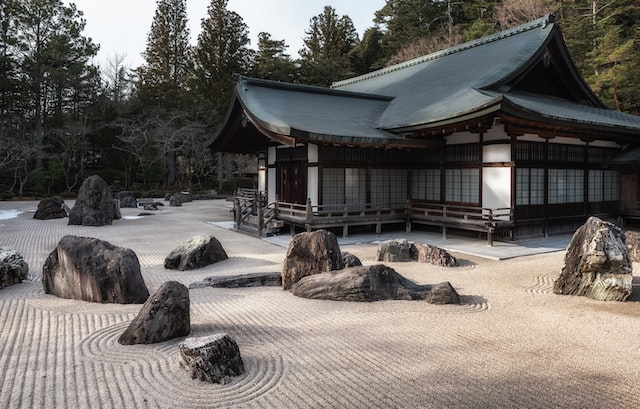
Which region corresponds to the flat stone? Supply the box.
[190,272,282,289]
[291,264,460,304]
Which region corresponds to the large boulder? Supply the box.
[118,281,190,345]
[0,248,29,288]
[42,235,149,303]
[282,230,344,290]
[33,197,68,220]
[164,235,228,271]
[291,264,460,304]
[179,333,245,384]
[68,175,116,226]
[377,239,412,262]
[554,216,633,301]
[411,243,458,267]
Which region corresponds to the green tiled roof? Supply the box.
[213,15,640,151]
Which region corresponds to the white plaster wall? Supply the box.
[307,167,318,206]
[482,167,511,219]
[483,144,511,163]
[258,169,266,192]
[590,140,621,148]
[551,136,585,146]
[267,168,276,204]
[308,144,318,163]
[446,131,479,145]
[267,146,276,165]
[483,124,508,141]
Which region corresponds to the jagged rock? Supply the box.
[164,235,228,271]
[33,197,68,220]
[0,248,29,288]
[118,281,190,345]
[282,230,344,290]
[190,272,282,289]
[342,251,362,267]
[176,192,192,203]
[143,202,158,211]
[377,239,412,262]
[164,193,173,201]
[291,264,460,304]
[68,175,116,226]
[554,216,632,301]
[42,235,149,303]
[411,243,458,267]
[179,333,244,384]
[625,230,640,263]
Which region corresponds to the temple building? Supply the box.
[210,15,640,241]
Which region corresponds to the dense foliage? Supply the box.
[0,0,638,198]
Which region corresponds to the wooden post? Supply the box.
[406,197,412,233]
[233,198,240,230]
[257,206,264,237]
[305,197,312,223]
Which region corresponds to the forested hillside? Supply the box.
[1,0,638,198]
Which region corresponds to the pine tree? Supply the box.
[191,0,252,115]
[13,0,98,181]
[298,6,358,86]
[137,0,191,109]
[251,32,297,82]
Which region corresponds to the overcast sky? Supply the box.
[66,0,387,69]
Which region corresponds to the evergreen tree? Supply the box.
[136,0,191,109]
[12,0,98,190]
[562,0,640,114]
[251,32,297,82]
[191,0,252,115]
[350,26,387,74]
[298,6,358,86]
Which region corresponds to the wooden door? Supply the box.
[277,161,307,204]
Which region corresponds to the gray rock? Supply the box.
[179,333,244,384]
[118,191,137,208]
[377,239,412,262]
[342,251,362,267]
[411,243,458,267]
[282,230,344,290]
[42,235,149,303]
[68,175,116,226]
[291,264,460,304]
[554,216,633,301]
[190,272,282,289]
[169,195,182,207]
[33,197,68,220]
[0,248,29,288]
[164,235,228,271]
[118,281,190,345]
[625,230,640,263]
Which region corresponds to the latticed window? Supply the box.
[371,169,408,207]
[548,169,583,204]
[589,169,619,202]
[445,168,479,204]
[322,168,344,206]
[412,169,441,201]
[516,168,544,205]
[322,168,366,207]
